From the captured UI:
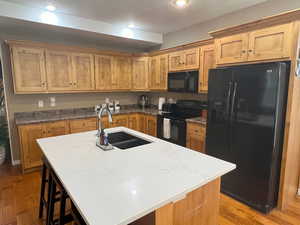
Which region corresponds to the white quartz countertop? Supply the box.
[37,127,235,225]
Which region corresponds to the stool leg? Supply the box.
[39,164,47,219]
[58,191,67,225]
[47,174,56,225]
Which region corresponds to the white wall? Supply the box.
[161,0,300,49]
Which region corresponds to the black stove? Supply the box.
[157,100,207,146]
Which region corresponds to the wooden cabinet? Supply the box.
[10,46,47,93]
[70,118,97,133]
[215,23,292,65]
[46,50,74,91]
[149,54,168,90]
[138,114,147,133]
[95,55,114,91]
[113,56,132,90]
[71,53,95,91]
[247,23,292,61]
[169,48,200,71]
[186,122,206,153]
[145,115,157,137]
[19,124,45,171]
[132,57,149,91]
[215,33,249,65]
[110,115,129,128]
[45,121,69,137]
[128,114,139,130]
[169,51,185,71]
[199,45,215,93]
[18,121,69,172]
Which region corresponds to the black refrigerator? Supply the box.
[206,62,289,213]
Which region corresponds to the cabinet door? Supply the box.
[149,56,159,90]
[215,33,248,65]
[113,57,132,90]
[184,48,200,70]
[128,114,139,130]
[46,50,74,91]
[19,124,45,170]
[169,51,185,71]
[248,23,292,61]
[138,114,146,133]
[199,45,215,93]
[70,118,97,133]
[146,115,157,137]
[95,55,113,91]
[45,121,69,137]
[132,57,149,91]
[158,55,168,90]
[11,46,47,93]
[187,123,206,153]
[71,53,95,91]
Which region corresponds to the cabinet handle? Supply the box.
[73,82,77,86]
[248,49,253,53]
[69,82,73,86]
[241,50,246,54]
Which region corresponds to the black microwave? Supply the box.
[168,70,199,93]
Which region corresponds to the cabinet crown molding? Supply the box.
[209,8,300,38]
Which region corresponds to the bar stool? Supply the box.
[38,159,73,225]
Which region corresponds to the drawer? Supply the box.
[70,118,97,133]
[187,123,206,136]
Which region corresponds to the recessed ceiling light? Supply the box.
[46,4,56,11]
[174,0,189,8]
[128,23,135,29]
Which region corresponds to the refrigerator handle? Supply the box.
[230,82,238,122]
[226,81,233,117]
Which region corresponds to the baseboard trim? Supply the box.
[12,160,20,166]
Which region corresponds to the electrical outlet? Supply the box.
[50,97,56,107]
[38,100,44,108]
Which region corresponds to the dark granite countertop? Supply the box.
[15,105,161,125]
[186,117,207,126]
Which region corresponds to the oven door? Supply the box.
[157,115,187,146]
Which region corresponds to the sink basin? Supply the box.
[108,131,151,150]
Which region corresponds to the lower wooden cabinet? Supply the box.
[110,115,129,128]
[128,114,139,130]
[186,122,206,153]
[70,118,97,134]
[18,121,69,172]
[145,115,157,137]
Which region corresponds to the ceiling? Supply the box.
[2,0,269,34]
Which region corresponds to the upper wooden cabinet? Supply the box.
[199,45,215,92]
[215,33,248,65]
[113,56,132,90]
[149,54,168,90]
[132,57,149,91]
[71,53,95,91]
[215,23,292,65]
[10,46,47,93]
[94,55,113,91]
[247,23,292,61]
[46,50,74,91]
[169,48,200,71]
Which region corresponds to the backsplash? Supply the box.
[148,92,207,105]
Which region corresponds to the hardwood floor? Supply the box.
[1,162,300,225]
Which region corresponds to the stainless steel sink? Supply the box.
[108,132,151,150]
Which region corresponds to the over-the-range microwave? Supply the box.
[168,70,199,93]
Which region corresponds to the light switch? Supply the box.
[50,97,56,107]
[38,100,44,108]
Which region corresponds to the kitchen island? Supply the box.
[37,127,235,225]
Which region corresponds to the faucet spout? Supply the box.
[96,103,113,136]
